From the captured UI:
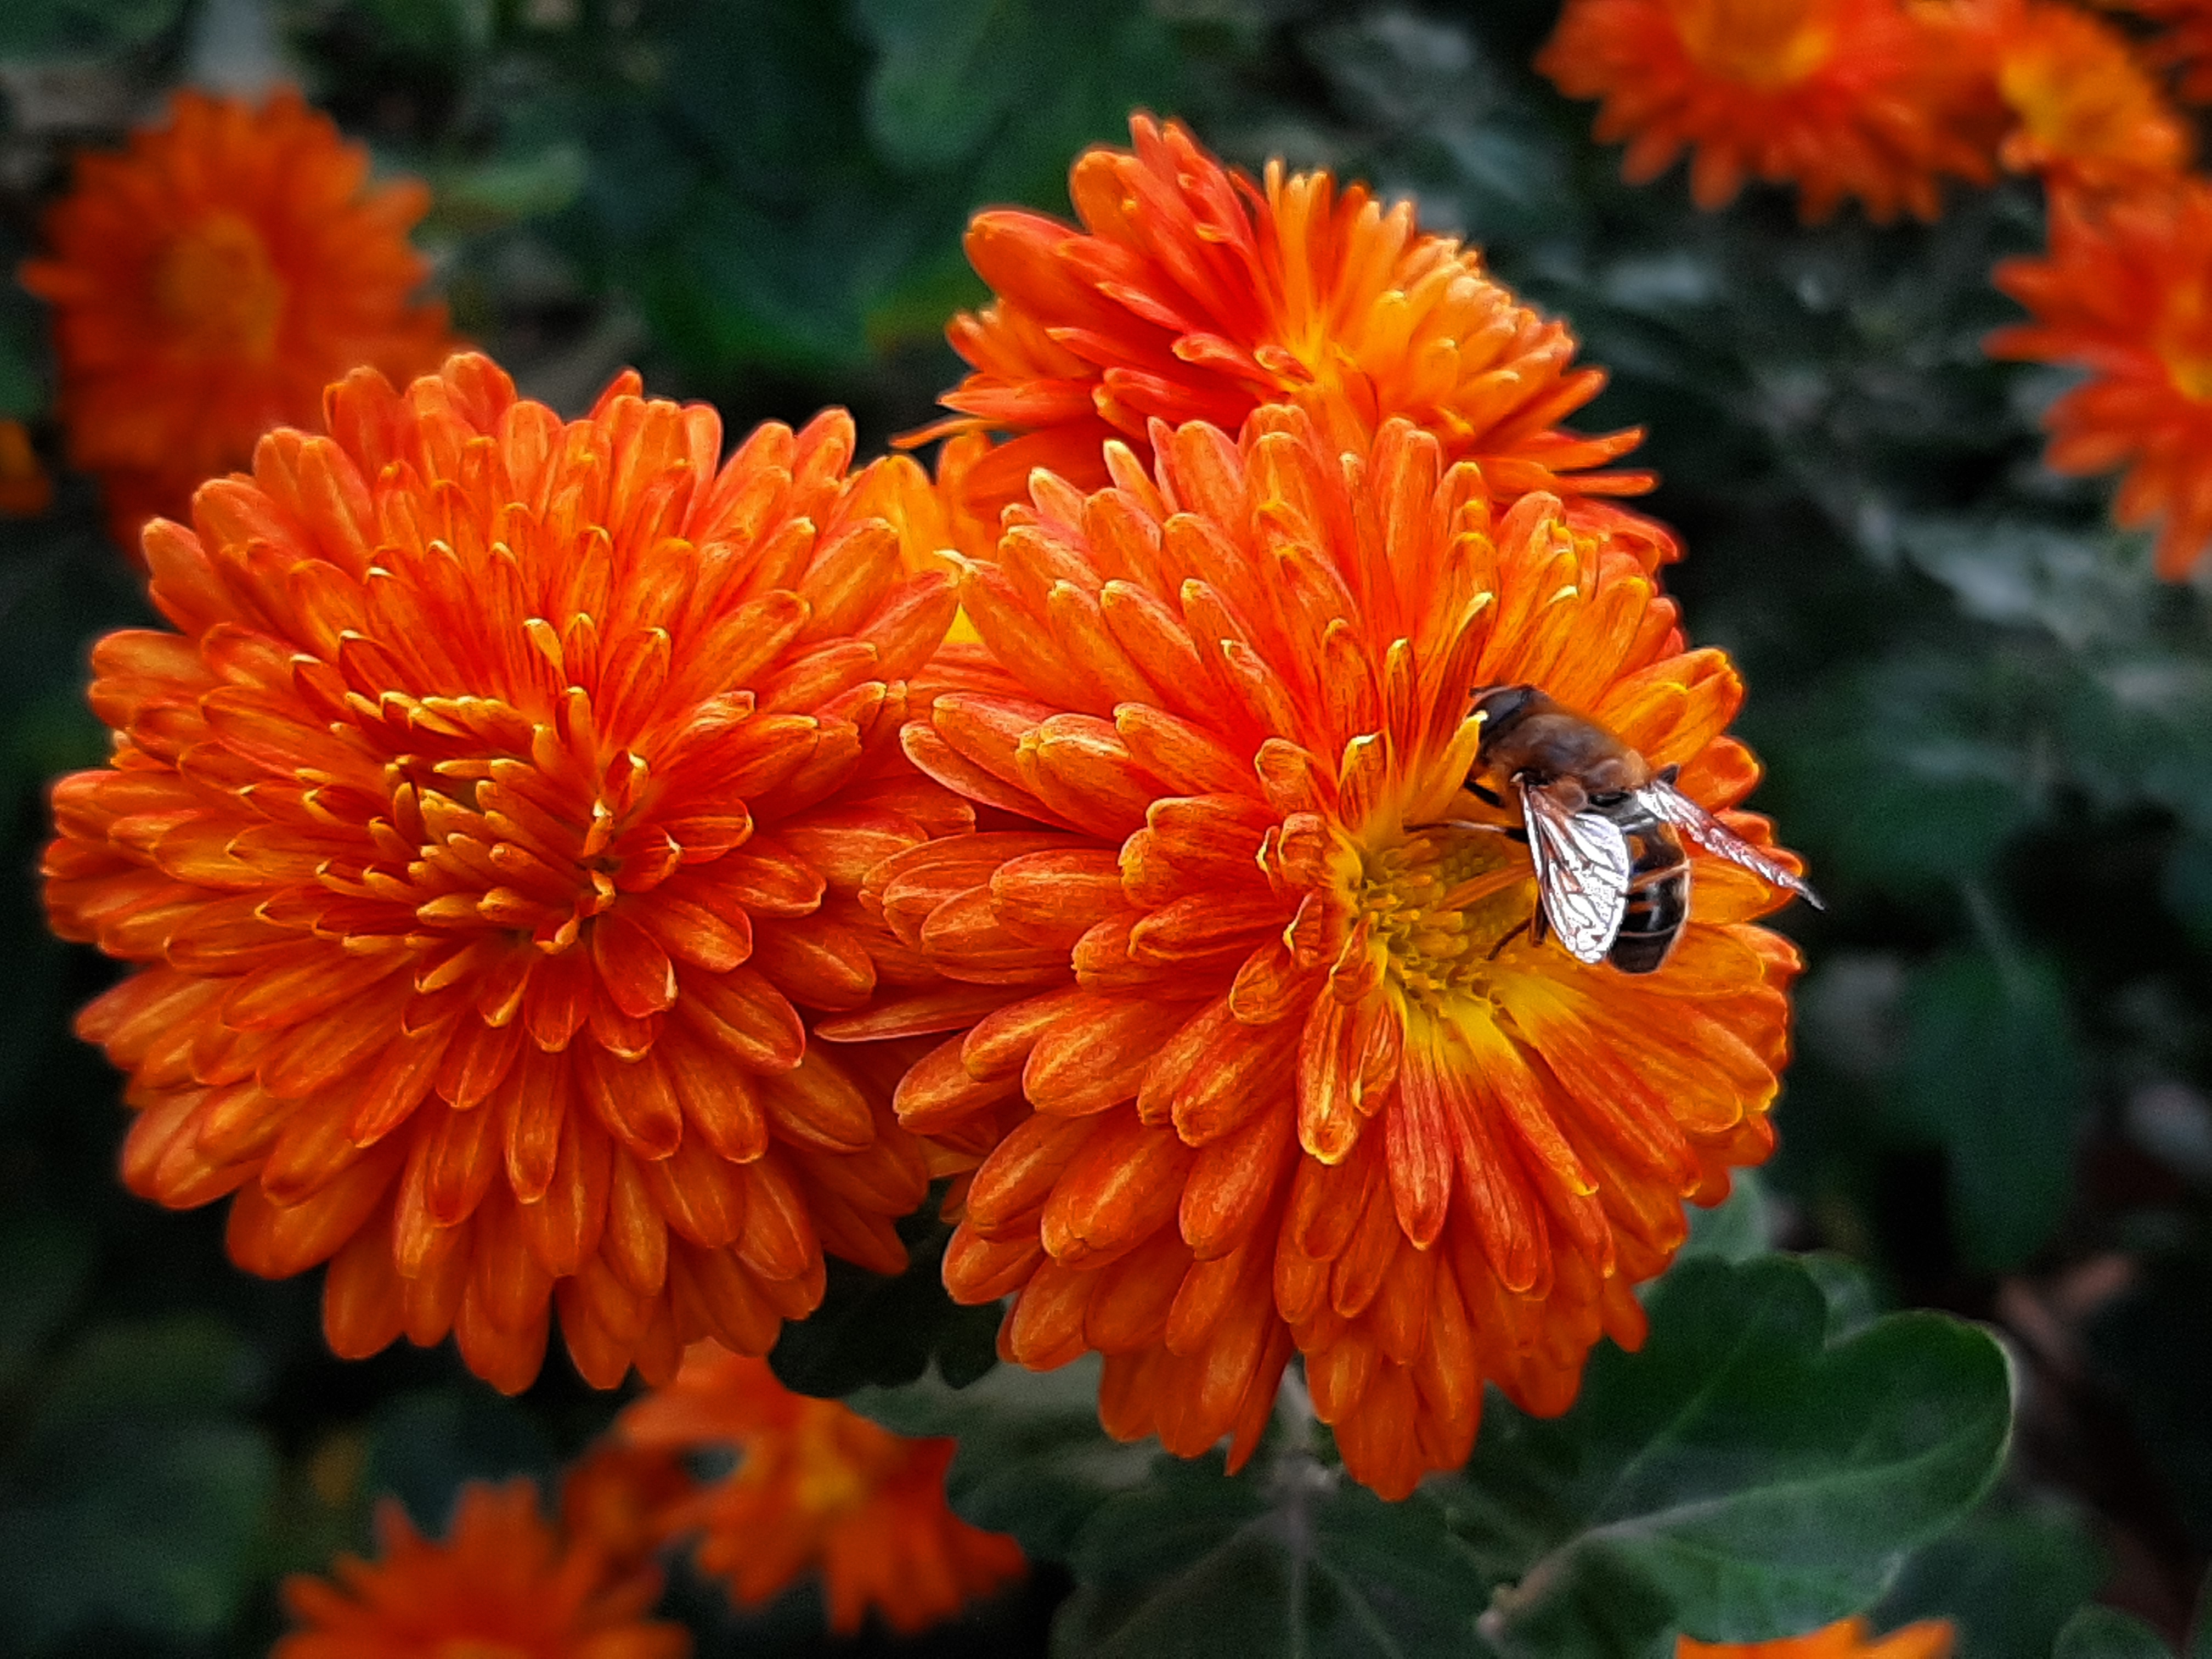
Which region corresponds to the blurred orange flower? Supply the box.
[912,115,1669,566]
[20,89,450,550]
[43,352,967,1392]
[276,1480,688,1659]
[2102,0,2212,103]
[0,420,51,517]
[1539,0,1996,222]
[842,407,1802,1499]
[1989,179,2212,578]
[561,1442,695,1578]
[618,1345,1026,1635]
[1681,1615,1956,1658]
[1933,0,2190,190]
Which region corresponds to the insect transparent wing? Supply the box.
[1519,781,1632,963]
[1641,781,1824,908]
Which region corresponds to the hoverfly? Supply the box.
[1465,684,1820,974]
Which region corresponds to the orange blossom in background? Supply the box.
[2101,0,2212,103]
[616,1344,1026,1635]
[1989,177,2212,579]
[827,406,1803,1499]
[911,115,1671,567]
[275,1479,687,1659]
[20,89,450,549]
[43,351,967,1393]
[1538,0,1996,222]
[1929,0,2191,193]
[1680,1615,1956,1658]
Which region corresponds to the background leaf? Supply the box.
[2057,1607,2177,1659]
[770,1190,1003,1397]
[1445,1255,2013,1657]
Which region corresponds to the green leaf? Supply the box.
[1892,950,2086,1271]
[428,142,589,234]
[868,1359,1494,1657]
[771,1189,1002,1396]
[857,1255,2008,1659]
[851,1356,1155,1561]
[361,0,493,59]
[2056,1607,2175,1659]
[1798,1252,1883,1339]
[1444,1255,2013,1657]
[1678,1169,1771,1264]
[1054,1464,1493,1659]
[0,0,182,55]
[1877,1492,2104,1659]
[856,0,1017,170]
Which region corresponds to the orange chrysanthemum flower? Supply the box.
[43,351,968,1392]
[20,89,450,549]
[836,407,1802,1500]
[1988,179,2212,578]
[912,115,1669,567]
[276,1480,688,1659]
[617,1344,1026,1635]
[1680,1615,1956,1658]
[1539,0,1997,222]
[1931,0,2190,190]
[2102,0,2212,102]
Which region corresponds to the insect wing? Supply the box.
[1519,781,1632,963]
[1642,781,1823,908]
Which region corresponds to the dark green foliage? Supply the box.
[770,1188,1003,1397]
[853,1255,2012,1659]
[2058,1608,2182,1659]
[0,1318,277,1651]
[1892,949,2086,1270]
[1445,1257,2011,1656]
[0,0,183,57]
[1876,1493,2106,1659]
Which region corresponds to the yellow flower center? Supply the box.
[1667,0,1836,89]
[1353,827,1531,1011]
[786,1416,875,1519]
[433,1643,535,1659]
[152,212,285,360]
[2158,280,2212,403]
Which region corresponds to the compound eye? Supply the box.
[1471,684,1534,726]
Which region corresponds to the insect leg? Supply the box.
[1487,916,1533,960]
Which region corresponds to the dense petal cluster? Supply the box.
[842,407,1801,1498]
[1934,0,2190,190]
[617,1345,1026,1634]
[43,352,965,1391]
[20,90,450,548]
[1989,179,2212,578]
[1539,0,1997,222]
[915,115,1666,564]
[276,1480,688,1659]
[1680,1616,1955,1659]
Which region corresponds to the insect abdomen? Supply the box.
[1605,806,1688,975]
